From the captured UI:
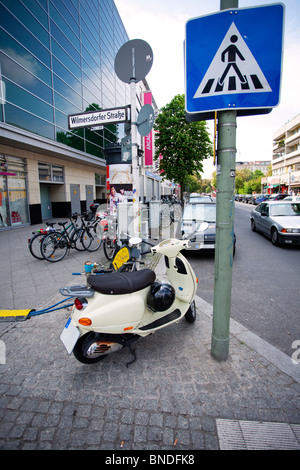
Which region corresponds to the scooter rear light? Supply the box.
[74,297,88,311]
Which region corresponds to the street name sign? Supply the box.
[185,3,285,120]
[68,106,130,130]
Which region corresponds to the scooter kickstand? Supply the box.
[126,344,136,368]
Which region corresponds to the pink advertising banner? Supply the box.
[144,92,153,166]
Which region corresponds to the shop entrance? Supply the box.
[0,156,29,228]
[0,176,8,227]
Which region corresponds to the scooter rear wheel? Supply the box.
[73,332,123,364]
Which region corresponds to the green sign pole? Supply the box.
[211,0,238,361]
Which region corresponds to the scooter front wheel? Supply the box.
[185,300,196,323]
[73,332,123,364]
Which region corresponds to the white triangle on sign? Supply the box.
[193,22,272,98]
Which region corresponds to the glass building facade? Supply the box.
[0,0,130,156]
[0,0,139,227]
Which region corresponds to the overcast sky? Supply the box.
[114,0,300,177]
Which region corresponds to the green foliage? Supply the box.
[154,94,213,188]
[185,174,212,194]
[235,169,264,194]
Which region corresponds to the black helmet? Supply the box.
[90,203,100,213]
[147,282,175,312]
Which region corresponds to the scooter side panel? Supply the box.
[135,297,190,335]
[71,287,149,334]
[166,253,197,302]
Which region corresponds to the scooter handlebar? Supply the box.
[151,238,190,257]
[140,249,152,255]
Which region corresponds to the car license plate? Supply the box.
[60,318,80,354]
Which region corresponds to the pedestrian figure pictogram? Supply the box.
[193,22,272,98]
[219,34,246,86]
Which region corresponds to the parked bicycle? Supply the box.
[160,200,182,229]
[111,235,154,272]
[71,209,103,253]
[96,214,119,261]
[71,234,154,278]
[28,222,56,260]
[40,214,82,262]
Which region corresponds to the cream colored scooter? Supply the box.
[60,238,198,365]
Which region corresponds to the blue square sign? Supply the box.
[185,3,284,120]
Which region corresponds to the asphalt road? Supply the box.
[185,201,300,357]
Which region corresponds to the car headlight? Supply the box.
[281,228,300,233]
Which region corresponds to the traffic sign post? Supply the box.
[115,39,153,237]
[185,1,284,362]
[67,38,154,238]
[211,109,236,362]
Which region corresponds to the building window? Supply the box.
[95,173,106,186]
[52,165,64,182]
[38,162,64,182]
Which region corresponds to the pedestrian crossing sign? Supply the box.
[185,3,284,120]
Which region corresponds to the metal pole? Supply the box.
[130,47,140,236]
[211,0,238,361]
[220,0,238,9]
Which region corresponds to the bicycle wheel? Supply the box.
[82,226,102,252]
[28,232,47,260]
[41,232,69,262]
[103,237,118,260]
[71,228,86,251]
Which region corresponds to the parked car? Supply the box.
[248,195,257,204]
[283,195,300,202]
[254,194,270,205]
[250,201,300,246]
[269,193,288,201]
[179,202,236,254]
[189,193,213,203]
[241,195,252,203]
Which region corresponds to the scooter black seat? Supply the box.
[87,268,156,295]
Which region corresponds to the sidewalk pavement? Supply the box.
[0,222,299,450]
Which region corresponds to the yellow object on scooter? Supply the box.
[112,246,130,270]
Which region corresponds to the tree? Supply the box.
[184,174,202,194]
[235,168,264,194]
[154,94,213,196]
[235,168,253,194]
